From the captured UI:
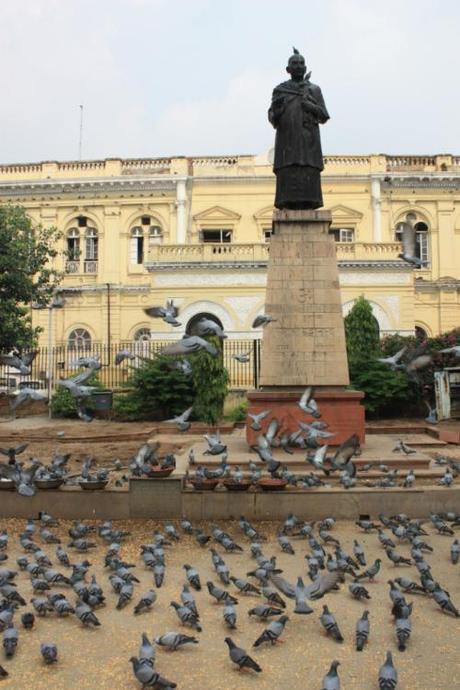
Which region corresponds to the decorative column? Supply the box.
[371,177,382,242]
[175,179,187,244]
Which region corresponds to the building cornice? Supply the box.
[144,259,410,272]
[0,177,182,199]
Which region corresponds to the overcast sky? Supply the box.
[1,0,459,163]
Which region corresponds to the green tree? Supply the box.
[113,354,195,421]
[189,336,229,425]
[0,205,62,350]
[345,295,380,367]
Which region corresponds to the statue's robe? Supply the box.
[269,78,329,210]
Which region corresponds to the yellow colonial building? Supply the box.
[1,152,460,347]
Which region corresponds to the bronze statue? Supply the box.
[269,48,329,210]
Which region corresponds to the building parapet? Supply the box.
[1,154,459,182]
[144,242,407,270]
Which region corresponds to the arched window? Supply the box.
[186,312,223,336]
[134,327,151,342]
[415,325,427,340]
[129,216,163,264]
[68,328,92,350]
[394,213,429,267]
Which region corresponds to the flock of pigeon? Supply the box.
[0,510,458,688]
[0,440,179,497]
[185,386,457,491]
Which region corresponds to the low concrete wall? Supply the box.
[0,487,129,520]
[0,483,458,521]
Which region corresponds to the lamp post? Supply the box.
[46,295,65,418]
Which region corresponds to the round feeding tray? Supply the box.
[257,478,288,491]
[190,478,219,491]
[222,479,252,492]
[146,467,175,479]
[34,478,64,490]
[79,480,109,491]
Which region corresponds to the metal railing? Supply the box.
[0,340,262,394]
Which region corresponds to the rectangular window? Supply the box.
[86,237,98,260]
[263,228,272,242]
[329,228,354,242]
[67,237,80,260]
[201,229,232,243]
[130,236,144,264]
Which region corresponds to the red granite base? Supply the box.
[246,388,365,448]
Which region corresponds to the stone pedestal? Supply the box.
[246,209,365,447]
[260,209,349,386]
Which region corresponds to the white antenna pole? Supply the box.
[78,105,84,160]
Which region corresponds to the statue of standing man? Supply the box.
[269,48,329,210]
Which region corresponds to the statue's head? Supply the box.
[287,47,306,80]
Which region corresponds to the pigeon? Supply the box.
[2,626,18,657]
[0,444,29,465]
[129,657,177,688]
[134,590,157,615]
[248,604,283,620]
[0,351,37,375]
[229,577,260,596]
[115,349,137,365]
[392,440,416,455]
[451,540,460,565]
[356,610,370,651]
[248,409,270,431]
[349,581,371,600]
[183,565,201,591]
[353,540,366,567]
[162,335,217,356]
[298,387,321,417]
[294,577,314,614]
[224,637,262,672]
[194,316,227,339]
[252,314,276,328]
[385,549,411,567]
[440,345,460,358]
[395,616,411,651]
[164,407,193,432]
[223,603,237,629]
[232,351,251,363]
[203,432,227,455]
[355,559,381,581]
[432,583,459,617]
[155,632,199,650]
[9,388,48,412]
[398,216,423,266]
[206,582,238,605]
[75,600,101,627]
[253,615,289,646]
[378,650,398,689]
[320,606,343,642]
[41,642,58,664]
[322,660,341,690]
[144,299,181,326]
[139,632,155,665]
[377,347,407,370]
[170,601,202,631]
[403,470,416,488]
[20,612,35,630]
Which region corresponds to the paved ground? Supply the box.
[0,518,458,689]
